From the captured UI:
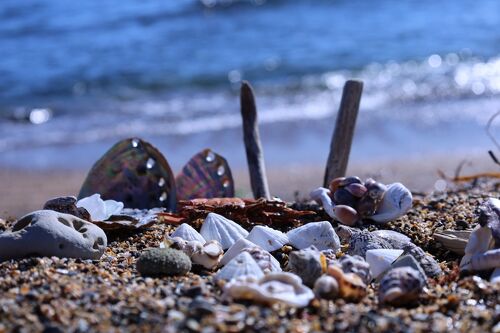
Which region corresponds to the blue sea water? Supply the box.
[0,0,499,170]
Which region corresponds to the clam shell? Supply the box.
[287,221,340,251]
[215,251,264,282]
[223,272,314,308]
[433,229,472,255]
[170,223,206,244]
[366,249,404,279]
[200,213,249,249]
[78,138,176,210]
[370,183,412,224]
[175,149,234,200]
[246,226,289,252]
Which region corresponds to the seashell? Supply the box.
[246,226,289,252]
[378,267,424,306]
[402,243,442,278]
[223,272,314,308]
[220,238,257,266]
[386,255,427,283]
[287,247,324,287]
[477,198,500,247]
[78,138,176,210]
[313,275,339,300]
[467,248,500,271]
[371,230,411,248]
[333,188,357,207]
[345,183,367,198]
[167,237,200,257]
[334,205,359,226]
[339,176,362,187]
[310,187,335,219]
[328,177,346,194]
[191,240,224,270]
[97,207,162,231]
[335,225,358,243]
[76,193,124,221]
[433,229,472,255]
[327,264,366,302]
[175,149,234,200]
[215,252,264,282]
[338,254,372,285]
[287,221,340,251]
[347,230,393,257]
[366,249,404,279]
[169,223,206,244]
[200,213,249,249]
[370,183,412,224]
[242,247,282,273]
[491,267,500,283]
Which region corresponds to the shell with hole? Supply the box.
[223,272,314,308]
[200,213,249,250]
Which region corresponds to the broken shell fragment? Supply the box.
[215,252,264,282]
[246,226,289,252]
[433,229,472,255]
[326,264,366,302]
[76,193,124,221]
[287,221,340,251]
[243,247,282,273]
[223,272,314,308]
[169,223,206,244]
[200,213,249,249]
[370,183,412,224]
[310,187,335,219]
[378,267,424,306]
[313,275,339,300]
[366,249,404,279]
[191,240,224,270]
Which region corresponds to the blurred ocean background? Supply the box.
[0,0,499,172]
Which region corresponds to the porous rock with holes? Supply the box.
[0,210,107,261]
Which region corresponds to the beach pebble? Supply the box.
[43,196,91,221]
[136,248,191,276]
[0,210,107,262]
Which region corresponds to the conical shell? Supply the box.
[371,183,412,224]
[215,252,264,282]
[170,223,206,243]
[200,213,249,249]
[220,238,257,266]
[287,221,340,251]
[366,249,403,278]
[246,226,289,252]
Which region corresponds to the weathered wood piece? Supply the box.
[240,81,271,199]
[323,80,363,187]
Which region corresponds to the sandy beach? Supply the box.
[1,151,497,219]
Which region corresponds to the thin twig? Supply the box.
[486,110,500,151]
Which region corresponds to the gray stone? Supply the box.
[376,255,427,283]
[0,210,107,262]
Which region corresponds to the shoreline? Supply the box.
[1,151,498,219]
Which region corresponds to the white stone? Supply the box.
[371,183,412,223]
[287,221,340,251]
[0,210,107,262]
[246,226,289,252]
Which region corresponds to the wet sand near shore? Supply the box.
[1,152,497,219]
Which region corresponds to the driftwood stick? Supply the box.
[240,81,271,199]
[323,80,363,187]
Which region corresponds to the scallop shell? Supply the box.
[246,226,289,252]
[200,213,249,249]
[370,183,412,224]
[175,149,234,200]
[220,238,257,266]
[191,240,224,270]
[287,221,340,251]
[78,138,176,210]
[242,247,282,273]
[366,249,404,279]
[215,252,264,282]
[223,272,314,308]
[378,267,424,306]
[170,223,206,244]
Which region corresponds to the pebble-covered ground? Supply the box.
[0,180,499,333]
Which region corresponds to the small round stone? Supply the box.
[136,248,191,277]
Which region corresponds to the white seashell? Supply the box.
[215,252,264,282]
[459,225,494,272]
[491,267,500,283]
[169,223,206,243]
[371,230,411,245]
[366,249,404,279]
[167,237,201,257]
[246,226,289,252]
[469,248,500,271]
[242,247,282,273]
[370,183,412,224]
[223,272,314,308]
[191,240,224,270]
[287,221,340,251]
[220,238,257,266]
[310,187,336,219]
[200,213,249,249]
[76,193,123,221]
